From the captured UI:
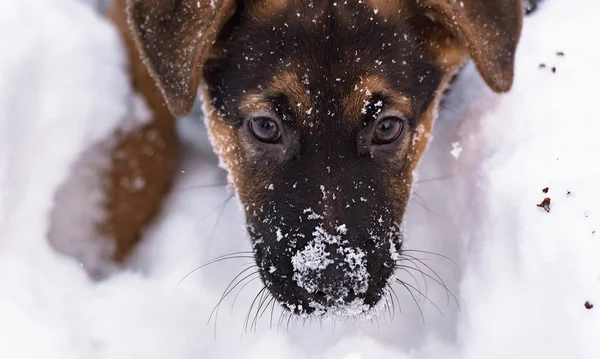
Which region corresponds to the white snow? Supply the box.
[341,247,369,295]
[0,0,149,276]
[291,235,334,292]
[0,0,599,358]
[449,142,462,159]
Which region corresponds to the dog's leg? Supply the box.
[103,0,179,261]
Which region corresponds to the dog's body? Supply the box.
[73,0,533,316]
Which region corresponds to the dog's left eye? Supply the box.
[372,115,405,145]
[248,116,282,143]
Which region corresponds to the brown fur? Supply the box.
[103,0,179,260]
[127,0,237,117]
[201,90,243,189]
[420,0,523,92]
[246,0,290,22]
[343,75,414,125]
[365,0,407,18]
[408,73,458,173]
[268,72,314,119]
[239,72,313,120]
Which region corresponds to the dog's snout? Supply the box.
[257,220,400,316]
[246,159,404,316]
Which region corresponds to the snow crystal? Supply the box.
[291,236,333,293]
[307,297,372,321]
[303,207,324,220]
[450,142,463,159]
[340,247,369,294]
[336,224,348,235]
[320,184,327,199]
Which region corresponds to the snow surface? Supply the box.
[0,0,599,358]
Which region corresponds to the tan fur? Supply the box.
[240,93,273,114]
[365,0,412,22]
[203,101,270,204]
[343,75,414,124]
[240,71,313,121]
[386,70,458,216]
[199,88,268,202]
[269,72,312,117]
[201,88,240,187]
[408,71,459,173]
[246,0,290,22]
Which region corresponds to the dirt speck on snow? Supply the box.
[537,197,551,213]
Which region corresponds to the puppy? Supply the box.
[100,0,526,317]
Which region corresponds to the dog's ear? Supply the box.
[127,0,237,117]
[421,0,523,92]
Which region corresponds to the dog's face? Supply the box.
[202,3,446,315]
[128,0,523,317]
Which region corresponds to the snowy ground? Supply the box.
[0,0,598,358]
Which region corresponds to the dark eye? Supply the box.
[248,116,281,143]
[372,116,405,145]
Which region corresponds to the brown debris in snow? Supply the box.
[537,197,551,213]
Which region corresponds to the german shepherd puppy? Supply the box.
[98,0,529,317]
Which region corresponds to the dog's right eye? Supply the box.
[248,116,282,143]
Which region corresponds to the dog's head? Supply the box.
[128,0,523,317]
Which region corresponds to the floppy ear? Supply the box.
[126,0,237,117]
[421,0,523,92]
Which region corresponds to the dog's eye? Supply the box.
[372,115,405,145]
[248,116,281,143]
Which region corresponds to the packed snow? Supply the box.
[0,0,599,358]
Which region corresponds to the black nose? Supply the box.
[289,241,373,309]
[252,207,403,316]
[298,264,360,305]
[307,288,359,309]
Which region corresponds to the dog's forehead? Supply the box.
[230,0,425,125]
[246,0,411,22]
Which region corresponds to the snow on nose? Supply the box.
[290,224,370,304]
